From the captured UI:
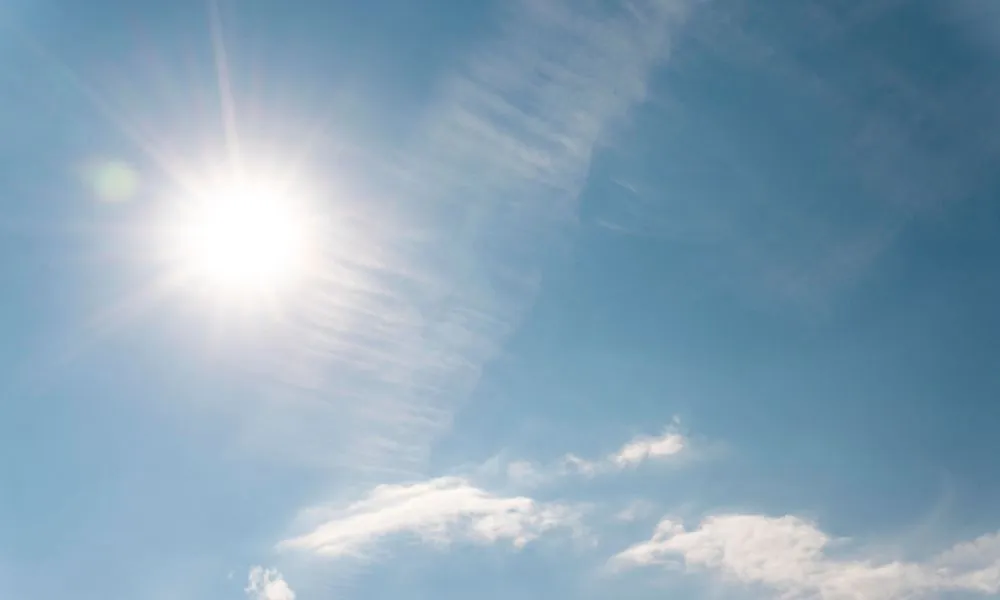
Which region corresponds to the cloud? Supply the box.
[512,424,688,485]
[562,428,686,476]
[245,567,295,600]
[589,0,1000,315]
[228,0,693,475]
[278,477,583,559]
[607,427,687,470]
[415,0,690,197]
[613,513,1000,599]
[496,424,690,491]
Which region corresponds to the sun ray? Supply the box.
[208,0,242,177]
[9,25,207,202]
[3,268,189,400]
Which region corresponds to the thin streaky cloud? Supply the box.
[244,0,694,473]
[594,0,1000,314]
[612,513,1000,599]
[277,477,583,560]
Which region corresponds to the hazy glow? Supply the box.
[168,175,315,297]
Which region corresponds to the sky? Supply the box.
[2,0,1000,599]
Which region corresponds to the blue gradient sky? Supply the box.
[3,1,1000,600]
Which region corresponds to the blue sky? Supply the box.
[3,1,1000,599]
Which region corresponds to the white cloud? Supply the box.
[245,567,295,600]
[608,428,687,468]
[616,431,686,466]
[279,477,582,559]
[613,513,1000,599]
[501,424,689,488]
[562,426,688,477]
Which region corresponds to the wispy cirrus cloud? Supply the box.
[245,566,296,600]
[613,513,1000,599]
[412,0,690,200]
[278,477,583,559]
[235,0,695,474]
[592,0,1000,313]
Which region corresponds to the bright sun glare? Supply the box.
[168,176,315,298]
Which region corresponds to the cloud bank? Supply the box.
[270,423,1000,600]
[613,513,1000,599]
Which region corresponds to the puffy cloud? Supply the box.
[613,513,1000,599]
[279,477,582,559]
[245,567,295,600]
[613,431,686,467]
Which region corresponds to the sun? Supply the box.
[165,173,317,300]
